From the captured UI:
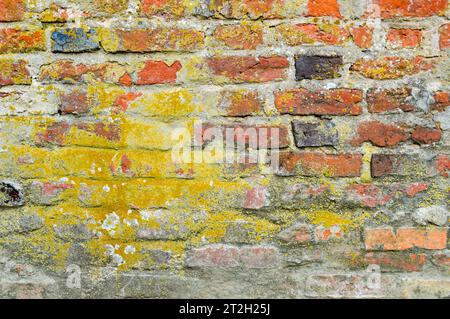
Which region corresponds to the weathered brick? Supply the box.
[91,0,129,14]
[364,227,447,251]
[0,181,24,207]
[345,183,430,208]
[292,120,339,147]
[352,121,409,147]
[364,252,426,272]
[140,0,186,17]
[278,152,362,177]
[27,181,73,206]
[243,186,270,210]
[213,23,263,50]
[58,89,89,115]
[186,245,280,268]
[0,59,31,86]
[51,28,99,53]
[431,91,449,111]
[99,28,205,52]
[295,55,343,80]
[0,0,25,22]
[39,60,131,86]
[206,56,289,83]
[439,24,450,50]
[371,154,437,178]
[39,4,68,23]
[0,29,46,53]
[202,123,290,149]
[196,0,303,19]
[367,88,415,113]
[411,126,442,144]
[137,210,207,240]
[307,0,341,18]
[435,155,450,177]
[372,0,448,18]
[351,25,373,49]
[387,28,422,48]
[218,90,263,116]
[432,252,450,267]
[305,274,385,298]
[351,56,433,80]
[275,88,363,115]
[276,24,349,46]
[136,60,182,85]
[278,223,313,244]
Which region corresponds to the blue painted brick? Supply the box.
[51,28,99,53]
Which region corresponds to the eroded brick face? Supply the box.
[0,0,448,300]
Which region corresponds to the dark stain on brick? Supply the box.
[292,120,339,147]
[0,181,24,207]
[295,55,343,80]
[371,154,394,177]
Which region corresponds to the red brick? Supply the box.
[435,155,450,177]
[213,24,263,50]
[219,90,263,116]
[411,126,442,145]
[431,91,449,111]
[39,60,131,86]
[439,24,450,50]
[36,121,121,146]
[277,23,349,46]
[346,184,393,208]
[112,92,143,114]
[387,29,422,48]
[365,252,426,272]
[58,89,89,115]
[206,56,289,83]
[36,121,71,146]
[352,121,409,147]
[373,0,448,18]
[0,28,46,53]
[243,186,270,210]
[136,60,182,85]
[367,88,415,113]
[0,59,31,86]
[351,56,433,80]
[308,0,341,18]
[405,183,429,197]
[0,0,25,22]
[278,152,362,177]
[275,88,363,116]
[365,227,447,251]
[351,26,373,49]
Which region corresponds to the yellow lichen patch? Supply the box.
[97,28,121,52]
[86,83,127,115]
[128,89,202,118]
[191,211,279,244]
[305,210,372,231]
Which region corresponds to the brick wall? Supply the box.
[0,0,448,299]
